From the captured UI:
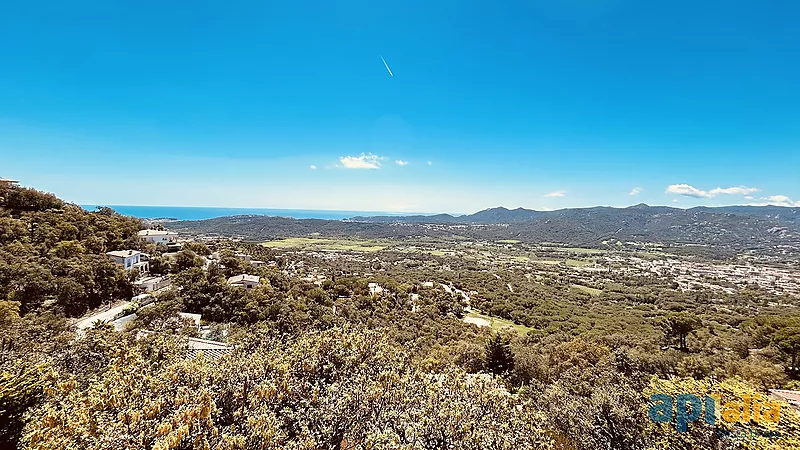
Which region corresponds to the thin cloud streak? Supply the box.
[380,55,393,77]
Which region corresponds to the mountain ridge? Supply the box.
[349,204,800,225]
[166,204,800,253]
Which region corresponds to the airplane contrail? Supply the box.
[380,55,393,77]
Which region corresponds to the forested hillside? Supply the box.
[0,184,142,316]
[4,185,800,450]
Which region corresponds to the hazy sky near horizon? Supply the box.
[1,0,799,213]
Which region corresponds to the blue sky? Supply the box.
[1,0,798,213]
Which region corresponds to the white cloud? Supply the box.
[758,195,800,207]
[309,165,317,170]
[339,153,382,169]
[765,195,791,203]
[427,161,433,165]
[709,186,760,196]
[666,184,713,198]
[666,184,760,199]
[544,190,567,198]
[395,160,409,166]
[629,187,643,196]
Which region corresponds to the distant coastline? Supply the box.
[80,205,426,221]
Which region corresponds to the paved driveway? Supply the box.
[74,301,132,331]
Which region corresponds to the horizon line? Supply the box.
[76,202,799,219]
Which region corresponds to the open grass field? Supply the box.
[463,310,532,335]
[261,237,389,252]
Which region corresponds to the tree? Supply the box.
[219,250,249,278]
[90,319,113,331]
[485,333,515,376]
[181,241,211,256]
[676,356,712,379]
[56,277,88,316]
[0,300,21,365]
[148,256,173,275]
[773,326,800,378]
[659,313,702,352]
[1,368,44,449]
[736,358,788,389]
[174,250,204,271]
[0,300,20,329]
[48,240,85,259]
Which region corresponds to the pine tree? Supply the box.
[484,333,515,376]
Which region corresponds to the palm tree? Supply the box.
[91,319,113,331]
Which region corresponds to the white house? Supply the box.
[107,250,149,272]
[138,229,179,245]
[0,178,19,187]
[368,282,384,296]
[422,281,435,288]
[133,276,171,293]
[227,274,261,290]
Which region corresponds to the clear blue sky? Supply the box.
[1,0,798,213]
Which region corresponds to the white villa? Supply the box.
[133,275,171,293]
[138,229,179,245]
[107,250,149,272]
[368,282,384,296]
[0,178,19,187]
[227,274,261,290]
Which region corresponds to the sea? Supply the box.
[80,205,418,221]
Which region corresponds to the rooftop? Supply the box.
[106,250,141,258]
[137,330,233,359]
[133,275,166,283]
[227,274,261,284]
[138,229,177,236]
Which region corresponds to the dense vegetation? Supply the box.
[3,184,800,449]
[0,185,142,316]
